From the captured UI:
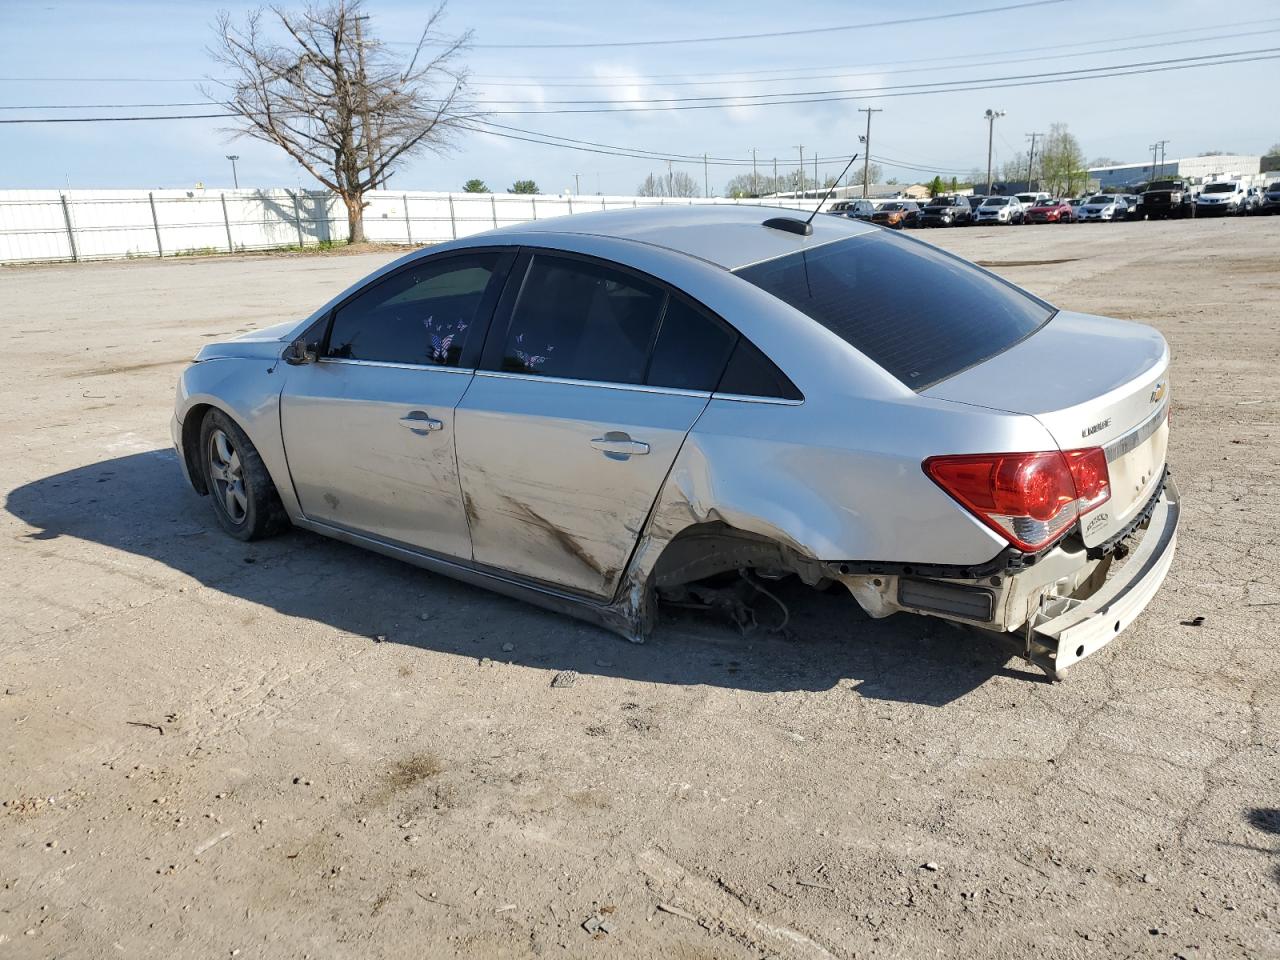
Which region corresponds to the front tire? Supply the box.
[199,409,289,541]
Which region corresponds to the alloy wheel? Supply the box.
[208,428,248,524]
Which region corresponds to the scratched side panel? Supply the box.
[456,375,708,599]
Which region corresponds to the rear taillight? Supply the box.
[924,448,1111,552]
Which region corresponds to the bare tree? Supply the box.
[636,170,700,198]
[206,0,475,243]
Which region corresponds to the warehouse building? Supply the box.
[1089,154,1262,189]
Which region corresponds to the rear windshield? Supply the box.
[734,232,1054,390]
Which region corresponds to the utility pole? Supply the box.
[225,154,240,189]
[574,172,580,195]
[1149,143,1159,179]
[794,145,804,197]
[666,160,674,198]
[1154,139,1170,178]
[983,109,1005,194]
[1025,132,1042,191]
[703,154,709,198]
[814,153,819,194]
[773,157,778,197]
[858,107,882,198]
[750,148,758,196]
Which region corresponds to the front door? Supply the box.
[456,252,738,598]
[280,250,512,559]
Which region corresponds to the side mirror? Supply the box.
[283,338,317,365]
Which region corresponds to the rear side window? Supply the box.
[734,232,1053,390]
[717,338,802,401]
[326,253,504,366]
[501,254,664,384]
[646,297,737,391]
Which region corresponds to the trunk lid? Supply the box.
[924,310,1170,547]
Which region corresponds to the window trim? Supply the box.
[315,246,517,370]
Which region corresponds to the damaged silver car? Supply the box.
[172,206,1178,679]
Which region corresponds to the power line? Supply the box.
[5,48,1275,123]
[470,47,1280,107]
[466,17,1280,79]
[443,0,1068,50]
[468,26,1280,88]
[480,49,1280,113]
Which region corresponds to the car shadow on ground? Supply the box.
[6,450,1047,707]
[1244,809,1280,887]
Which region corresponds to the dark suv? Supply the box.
[1140,179,1196,220]
[919,196,974,227]
[1263,181,1280,215]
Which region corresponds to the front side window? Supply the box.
[500,254,665,384]
[326,253,504,366]
[734,232,1054,390]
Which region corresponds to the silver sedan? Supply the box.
[172,206,1178,679]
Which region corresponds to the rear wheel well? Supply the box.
[182,403,213,495]
[649,521,827,590]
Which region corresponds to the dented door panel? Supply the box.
[455,373,709,598]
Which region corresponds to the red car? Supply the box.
[1026,199,1076,224]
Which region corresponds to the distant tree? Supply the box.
[1197,150,1230,157]
[1000,151,1029,183]
[886,177,900,185]
[1268,141,1280,156]
[1088,156,1124,168]
[463,178,489,193]
[927,175,945,197]
[509,179,539,194]
[1039,122,1088,196]
[949,176,958,191]
[207,0,475,244]
[636,170,699,198]
[850,161,883,186]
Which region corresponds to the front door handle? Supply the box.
[401,411,444,434]
[590,432,649,460]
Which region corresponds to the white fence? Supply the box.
[0,188,822,265]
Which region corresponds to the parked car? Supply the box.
[841,199,878,221]
[1242,186,1265,215]
[919,196,974,227]
[870,200,920,229]
[1140,179,1196,220]
[1196,180,1247,216]
[1025,198,1076,223]
[1121,195,1146,220]
[172,206,1178,680]
[965,196,988,223]
[1078,195,1127,222]
[902,204,925,228]
[1263,180,1280,214]
[1014,192,1050,211]
[974,196,1024,225]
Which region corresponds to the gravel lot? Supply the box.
[2,218,1278,959]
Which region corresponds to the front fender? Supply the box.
[173,356,300,520]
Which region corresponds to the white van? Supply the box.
[1196,180,1246,215]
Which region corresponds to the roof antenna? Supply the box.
[762,153,859,237]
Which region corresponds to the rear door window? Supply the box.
[646,296,737,392]
[734,231,1053,390]
[499,254,665,384]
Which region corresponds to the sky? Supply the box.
[2,0,1278,195]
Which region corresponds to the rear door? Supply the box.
[455,251,737,598]
[280,249,513,559]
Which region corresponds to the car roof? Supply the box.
[480,204,877,271]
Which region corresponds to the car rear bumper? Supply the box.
[1026,475,1179,678]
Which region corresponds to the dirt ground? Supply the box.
[2,217,1278,959]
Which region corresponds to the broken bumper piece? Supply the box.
[1027,476,1180,679]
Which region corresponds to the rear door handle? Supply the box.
[590,433,649,460]
[401,411,444,434]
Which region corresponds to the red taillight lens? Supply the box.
[1064,447,1110,515]
[924,448,1111,552]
